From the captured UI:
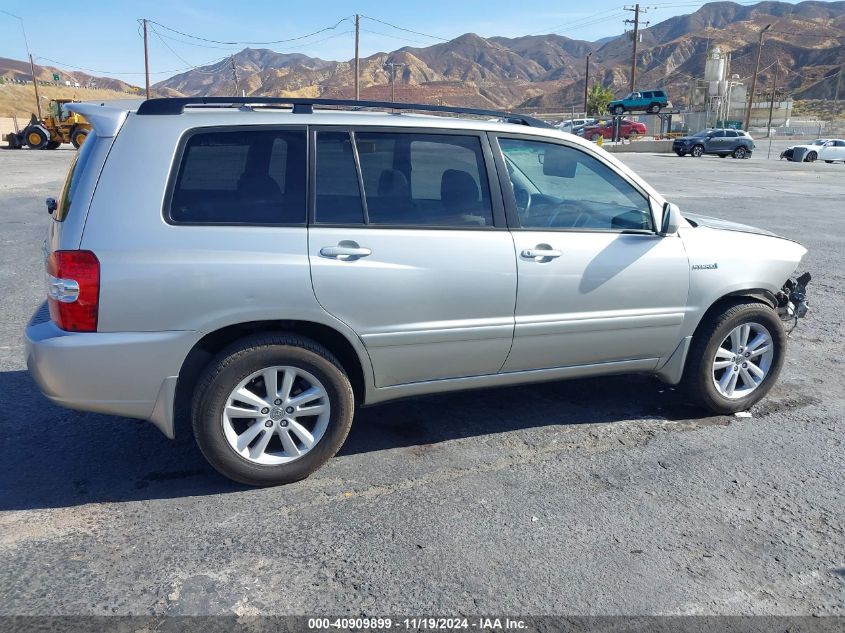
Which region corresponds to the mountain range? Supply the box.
[152,1,845,109]
[3,1,843,114]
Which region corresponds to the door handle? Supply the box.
[521,246,562,260]
[320,244,372,261]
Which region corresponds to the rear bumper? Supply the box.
[24,304,199,437]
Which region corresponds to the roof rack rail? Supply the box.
[135,97,551,128]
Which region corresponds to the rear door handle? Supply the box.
[521,247,561,260]
[319,244,372,261]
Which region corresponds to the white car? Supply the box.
[781,138,845,163]
[558,118,596,133]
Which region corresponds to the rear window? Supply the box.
[168,129,306,225]
[55,131,99,222]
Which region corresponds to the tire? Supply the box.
[628,131,639,140]
[46,140,61,150]
[682,302,786,415]
[805,151,817,163]
[24,126,48,150]
[691,144,704,157]
[71,128,88,149]
[675,151,686,157]
[192,333,355,486]
[649,103,660,113]
[733,146,748,159]
[719,154,728,158]
[613,105,624,115]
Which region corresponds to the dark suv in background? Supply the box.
[673,129,755,159]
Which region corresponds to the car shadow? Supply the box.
[0,368,710,511]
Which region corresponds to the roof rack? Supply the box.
[135,97,551,128]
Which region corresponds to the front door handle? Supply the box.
[521,245,562,261]
[320,243,372,261]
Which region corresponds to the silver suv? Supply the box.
[25,97,811,486]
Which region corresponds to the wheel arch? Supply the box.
[173,319,372,439]
[658,290,777,385]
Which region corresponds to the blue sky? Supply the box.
[1,0,808,85]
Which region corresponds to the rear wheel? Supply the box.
[192,333,355,486]
[805,151,817,162]
[682,302,785,414]
[691,144,704,157]
[649,103,660,113]
[24,126,48,150]
[733,146,748,159]
[71,128,88,149]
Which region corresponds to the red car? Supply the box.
[581,119,647,141]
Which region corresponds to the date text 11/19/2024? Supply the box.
[307,617,528,630]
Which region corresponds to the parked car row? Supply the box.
[672,129,755,159]
[557,118,648,141]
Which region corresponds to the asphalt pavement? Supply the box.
[0,142,842,617]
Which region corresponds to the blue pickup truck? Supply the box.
[607,90,671,115]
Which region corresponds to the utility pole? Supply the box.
[28,53,42,120]
[624,4,648,93]
[385,61,405,103]
[583,52,592,116]
[230,56,240,96]
[143,18,151,100]
[744,23,771,131]
[766,59,779,139]
[354,14,360,100]
[834,64,842,103]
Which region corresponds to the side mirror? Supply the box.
[46,197,57,215]
[660,202,681,236]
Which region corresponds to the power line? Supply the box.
[359,15,449,42]
[140,17,353,46]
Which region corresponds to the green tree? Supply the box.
[586,84,614,116]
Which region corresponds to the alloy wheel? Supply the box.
[222,365,330,465]
[712,322,774,399]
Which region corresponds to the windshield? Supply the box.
[691,130,710,137]
[812,139,827,145]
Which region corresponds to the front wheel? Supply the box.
[682,302,785,414]
[805,151,817,163]
[649,103,660,113]
[613,105,624,115]
[733,146,748,159]
[192,333,355,486]
[691,144,704,157]
[24,126,48,150]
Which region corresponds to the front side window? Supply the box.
[169,129,306,224]
[499,138,653,231]
[355,132,493,227]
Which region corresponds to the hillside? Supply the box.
[0,56,140,94]
[148,1,845,111]
[0,83,142,120]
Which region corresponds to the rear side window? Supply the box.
[356,132,493,227]
[169,129,306,224]
[725,130,738,138]
[55,131,99,222]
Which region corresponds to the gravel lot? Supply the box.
[0,142,842,617]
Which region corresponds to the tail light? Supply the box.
[46,250,99,332]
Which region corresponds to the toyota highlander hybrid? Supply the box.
[25,97,810,486]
